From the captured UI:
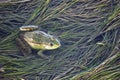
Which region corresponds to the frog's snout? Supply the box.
[44,38,61,50]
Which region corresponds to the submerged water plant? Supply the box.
[0,0,120,80]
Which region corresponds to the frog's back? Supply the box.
[24,31,48,43]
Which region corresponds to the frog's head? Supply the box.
[43,35,61,50]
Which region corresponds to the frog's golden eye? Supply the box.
[49,43,54,46]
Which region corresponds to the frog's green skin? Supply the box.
[18,25,61,58]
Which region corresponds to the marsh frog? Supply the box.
[16,25,61,58]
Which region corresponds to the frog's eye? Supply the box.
[49,43,54,46]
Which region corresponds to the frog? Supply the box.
[16,25,61,59]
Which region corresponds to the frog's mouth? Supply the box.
[43,43,61,50]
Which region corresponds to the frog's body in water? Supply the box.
[24,31,61,50]
[17,25,61,58]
